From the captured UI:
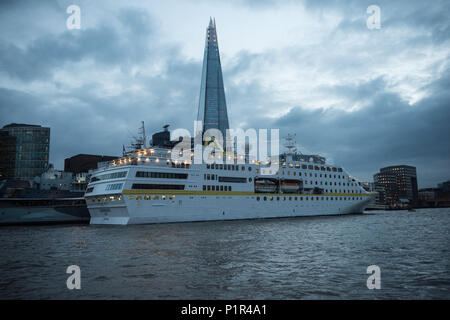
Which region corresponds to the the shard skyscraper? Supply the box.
[197,18,230,142]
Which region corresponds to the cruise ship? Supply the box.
[84,19,376,225]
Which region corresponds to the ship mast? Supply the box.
[284,134,297,155]
[127,121,147,151]
[139,121,147,149]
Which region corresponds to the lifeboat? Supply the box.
[280,179,302,193]
[254,178,278,193]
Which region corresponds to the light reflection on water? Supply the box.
[0,208,449,299]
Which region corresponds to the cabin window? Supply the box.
[218,177,247,183]
[136,172,188,179]
[132,183,185,190]
[91,171,127,182]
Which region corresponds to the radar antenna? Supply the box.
[283,134,298,154]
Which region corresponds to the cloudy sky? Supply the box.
[0,0,449,187]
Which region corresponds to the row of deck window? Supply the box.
[88,194,364,202]
[283,164,343,172]
[203,185,233,191]
[131,195,176,200]
[204,174,248,183]
[281,171,351,181]
[136,171,188,179]
[207,164,252,171]
[91,171,127,182]
[256,196,363,201]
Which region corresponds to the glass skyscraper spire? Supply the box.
[197,18,230,141]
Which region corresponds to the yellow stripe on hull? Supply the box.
[122,189,377,197]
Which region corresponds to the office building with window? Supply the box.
[374,165,418,206]
[0,123,50,180]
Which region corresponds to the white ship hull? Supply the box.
[89,194,372,225]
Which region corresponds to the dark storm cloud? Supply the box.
[0,7,154,81]
[0,4,201,167]
[234,69,450,186]
[302,0,450,44]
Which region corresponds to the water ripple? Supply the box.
[0,208,449,299]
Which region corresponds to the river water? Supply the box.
[0,208,449,299]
